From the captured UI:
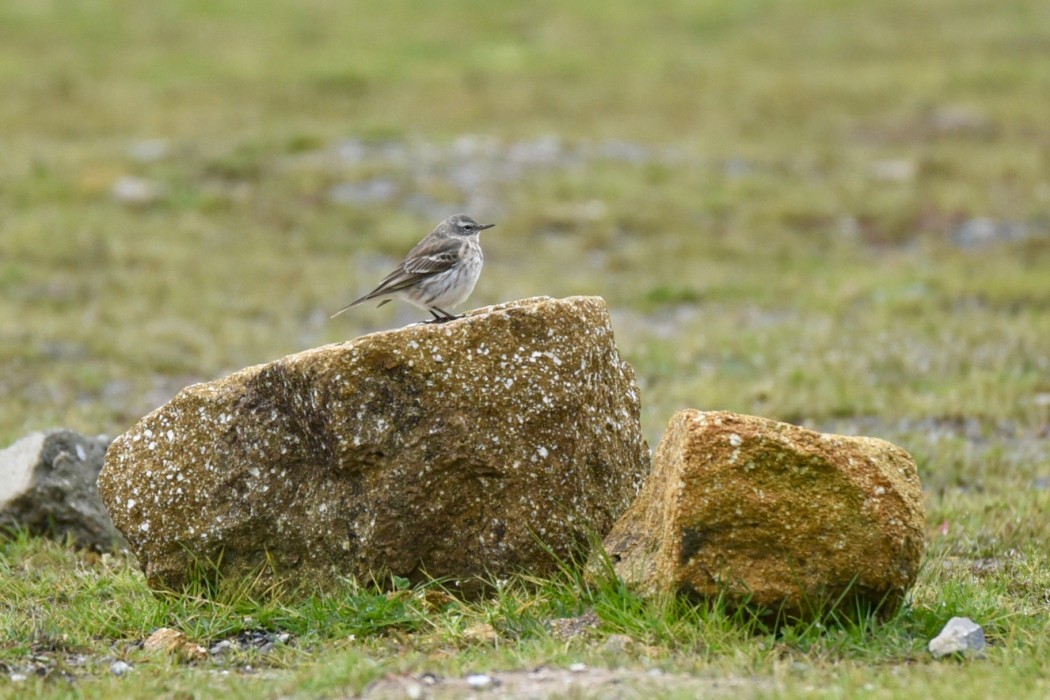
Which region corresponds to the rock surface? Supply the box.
[0,430,123,550]
[98,296,648,592]
[928,617,985,658]
[601,410,926,619]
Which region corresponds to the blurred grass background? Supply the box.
[2,0,1047,444]
[1,0,1050,695]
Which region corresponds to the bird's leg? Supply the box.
[424,307,460,324]
[425,309,454,324]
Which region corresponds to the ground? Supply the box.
[1,0,1049,698]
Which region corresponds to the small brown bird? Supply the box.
[331,214,494,323]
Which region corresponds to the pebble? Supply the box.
[466,673,494,688]
[602,634,634,654]
[929,617,986,658]
[208,640,234,655]
[110,660,132,676]
[128,139,170,163]
[870,159,916,183]
[111,176,165,206]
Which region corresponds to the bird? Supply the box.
[331,213,494,323]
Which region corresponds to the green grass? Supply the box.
[1,531,1048,698]
[2,0,1049,697]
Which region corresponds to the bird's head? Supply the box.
[445,214,495,237]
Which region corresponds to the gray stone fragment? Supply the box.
[109,660,132,676]
[929,616,985,658]
[0,430,124,550]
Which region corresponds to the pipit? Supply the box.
[331,213,494,323]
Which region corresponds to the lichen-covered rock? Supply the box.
[602,410,925,619]
[0,430,123,551]
[98,296,648,593]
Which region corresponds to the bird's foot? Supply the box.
[426,308,460,323]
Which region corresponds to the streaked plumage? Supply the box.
[331,214,493,322]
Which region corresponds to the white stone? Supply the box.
[111,176,166,205]
[0,433,44,506]
[466,674,493,688]
[929,617,985,658]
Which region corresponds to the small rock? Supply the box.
[421,589,455,611]
[870,159,916,183]
[547,611,600,640]
[568,663,587,673]
[111,176,166,206]
[127,139,170,163]
[143,627,183,652]
[466,673,494,688]
[208,640,234,656]
[463,622,499,644]
[9,672,28,682]
[926,105,992,136]
[602,634,635,654]
[109,660,132,676]
[143,628,207,661]
[0,430,122,551]
[929,617,985,659]
[599,410,926,620]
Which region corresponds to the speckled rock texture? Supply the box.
[602,410,925,619]
[0,430,124,551]
[98,296,648,593]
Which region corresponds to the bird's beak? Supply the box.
[479,223,495,230]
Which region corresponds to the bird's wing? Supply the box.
[330,237,460,317]
[400,234,461,272]
[401,248,459,277]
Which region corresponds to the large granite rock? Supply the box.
[602,410,925,619]
[98,296,648,593]
[0,430,123,550]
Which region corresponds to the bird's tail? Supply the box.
[330,295,391,319]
